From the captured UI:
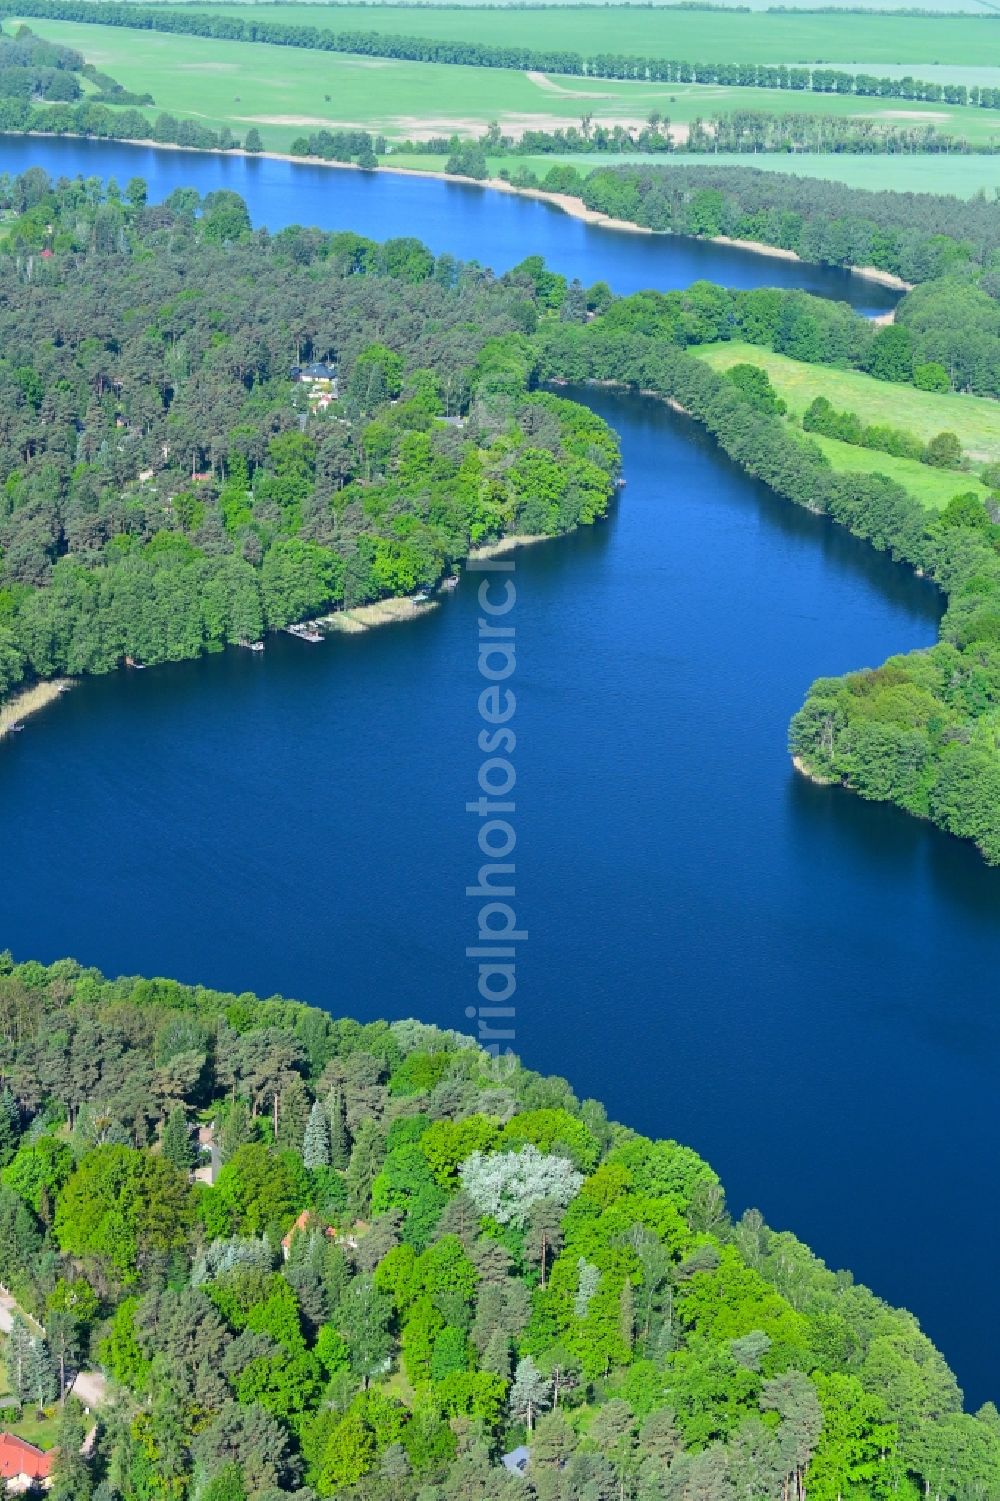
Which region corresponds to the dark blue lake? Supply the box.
[0,136,994,1405]
[0,134,899,310]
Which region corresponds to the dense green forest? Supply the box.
[0,952,996,1498]
[577,163,1000,286]
[0,172,617,703]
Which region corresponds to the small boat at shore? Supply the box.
[285,622,324,643]
[411,591,431,605]
[239,639,265,652]
[8,723,23,733]
[440,575,459,591]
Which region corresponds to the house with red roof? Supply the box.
[280,1212,367,1259]
[0,1432,55,1491]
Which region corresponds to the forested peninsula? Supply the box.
[0,952,996,1498]
[0,170,618,702]
[5,170,1000,862]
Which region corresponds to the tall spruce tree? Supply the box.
[0,1088,20,1167]
[161,1107,195,1172]
[302,1101,330,1169]
[324,1088,350,1170]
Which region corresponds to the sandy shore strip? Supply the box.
[468,533,551,560]
[20,133,913,287]
[792,753,838,786]
[0,677,73,739]
[320,596,439,633]
[319,539,551,629]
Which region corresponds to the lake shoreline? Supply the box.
[468,533,552,559]
[792,753,839,786]
[320,596,439,634]
[14,131,912,288]
[0,678,72,740]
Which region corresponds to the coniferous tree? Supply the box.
[7,1314,34,1403]
[509,1356,552,1433]
[161,1106,195,1173]
[324,1088,350,1169]
[480,1327,512,1380]
[276,1074,311,1152]
[218,1100,255,1165]
[0,1088,20,1167]
[47,1408,92,1500]
[302,1101,330,1169]
[24,1334,57,1412]
[345,1119,385,1218]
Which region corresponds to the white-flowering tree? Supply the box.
[458,1144,582,1229]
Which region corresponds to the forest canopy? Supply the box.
[0,952,995,1499]
[0,172,617,702]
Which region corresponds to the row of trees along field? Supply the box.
[0,171,618,705]
[534,295,1000,864]
[380,110,1000,176]
[10,0,1000,109]
[0,23,152,105]
[0,953,996,1498]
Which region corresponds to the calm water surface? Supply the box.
[0,135,899,310]
[0,137,995,1404]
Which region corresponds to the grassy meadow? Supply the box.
[15,17,1000,152]
[156,4,1000,72]
[806,431,987,509]
[694,342,1000,505]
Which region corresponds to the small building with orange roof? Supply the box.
[0,1433,55,1492]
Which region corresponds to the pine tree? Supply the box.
[0,1087,20,1167]
[161,1107,195,1172]
[8,1315,34,1403]
[218,1100,254,1164]
[302,1101,330,1169]
[345,1120,384,1218]
[325,1088,350,1169]
[481,1327,512,1381]
[48,1409,93,1501]
[509,1356,552,1433]
[276,1075,311,1152]
[24,1336,57,1412]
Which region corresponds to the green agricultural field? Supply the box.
[382,150,1000,197]
[807,431,986,509]
[694,342,1000,471]
[163,4,1000,72]
[648,151,1000,196]
[15,17,1000,151]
